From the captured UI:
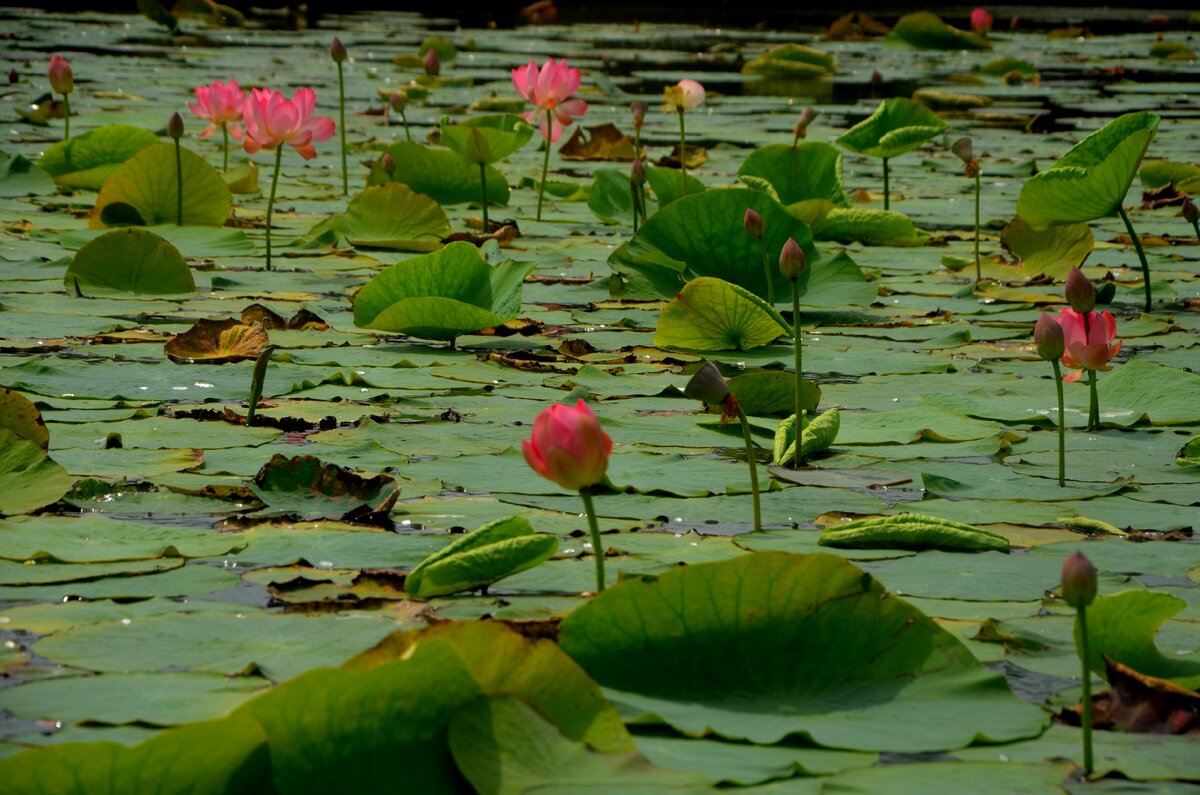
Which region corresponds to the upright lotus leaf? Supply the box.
[807,205,926,246]
[741,44,836,78]
[608,189,819,300]
[773,406,840,464]
[0,429,73,515]
[249,454,400,522]
[1140,160,1200,194]
[588,168,656,225]
[63,228,196,296]
[0,151,56,197]
[353,241,534,341]
[837,98,948,160]
[164,318,269,364]
[1177,435,1200,466]
[405,515,559,598]
[1016,112,1160,229]
[728,371,820,418]
[367,141,511,206]
[93,144,232,228]
[37,124,160,190]
[439,114,534,165]
[1078,591,1200,689]
[329,183,451,251]
[0,716,272,795]
[818,513,1010,552]
[0,388,49,449]
[890,11,991,50]
[655,277,792,351]
[645,162,705,210]
[1000,216,1094,279]
[558,552,1048,752]
[738,142,850,207]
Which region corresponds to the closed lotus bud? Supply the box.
[1183,196,1199,224]
[779,237,806,280]
[380,153,396,175]
[330,37,348,64]
[389,91,408,112]
[630,157,646,186]
[48,54,73,95]
[1034,314,1064,361]
[630,100,647,130]
[167,111,184,140]
[1064,267,1096,314]
[951,137,974,164]
[1061,551,1097,609]
[684,361,730,406]
[8,69,17,85]
[743,207,764,239]
[870,70,882,85]
[793,106,816,140]
[423,49,441,76]
[1094,281,1116,305]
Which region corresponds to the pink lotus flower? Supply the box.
[1057,308,1121,382]
[663,79,705,113]
[241,87,335,160]
[188,79,246,140]
[971,8,993,34]
[522,400,612,491]
[511,58,588,142]
[48,55,73,95]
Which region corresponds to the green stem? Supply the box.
[1117,205,1152,313]
[246,344,276,426]
[634,129,641,160]
[792,278,803,469]
[62,94,70,140]
[973,170,981,284]
[1079,605,1094,775]
[736,406,763,532]
[678,111,687,197]
[337,61,348,196]
[1190,218,1200,241]
[479,162,490,231]
[222,123,229,172]
[1087,368,1099,431]
[265,145,283,271]
[631,179,641,234]
[173,138,183,226]
[579,488,605,593]
[400,108,411,142]
[882,157,889,211]
[758,239,774,305]
[536,113,552,222]
[1052,359,1065,487]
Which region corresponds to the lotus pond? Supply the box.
[0,4,1199,793]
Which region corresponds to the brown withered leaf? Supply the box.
[827,11,890,40]
[656,144,708,170]
[475,318,545,337]
[444,223,520,247]
[1059,657,1200,734]
[1111,233,1171,247]
[558,123,638,162]
[164,318,269,364]
[1142,182,1188,210]
[240,303,329,331]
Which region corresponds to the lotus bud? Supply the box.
[7,69,17,85]
[743,207,764,239]
[684,361,730,406]
[423,49,441,76]
[1061,551,1097,609]
[630,157,646,186]
[166,111,184,140]
[48,54,73,95]
[951,137,974,164]
[1183,196,1198,224]
[792,106,816,140]
[330,37,348,64]
[870,70,882,85]
[1094,281,1116,305]
[630,100,648,130]
[779,237,806,280]
[389,92,409,113]
[1065,267,1096,314]
[970,7,993,34]
[1034,314,1064,361]
[380,153,396,175]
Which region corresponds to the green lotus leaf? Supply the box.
[818,513,1010,552]
[728,370,820,418]
[738,142,850,206]
[1140,159,1200,194]
[326,183,451,251]
[1077,590,1200,689]
[63,227,195,297]
[645,162,705,210]
[419,35,458,63]
[977,56,1038,77]
[37,124,160,190]
[808,205,926,246]
[439,114,533,166]
[0,387,48,449]
[588,168,654,224]
[0,429,73,516]
[93,144,232,228]
[741,43,836,78]
[912,89,993,110]
[558,551,1048,752]
[1000,216,1094,279]
[836,98,948,160]
[367,141,510,206]
[1016,111,1160,229]
[353,240,534,341]
[1149,40,1196,60]
[890,11,991,50]
[654,277,792,351]
[773,406,840,464]
[0,151,56,197]
[406,515,558,598]
[1177,435,1200,466]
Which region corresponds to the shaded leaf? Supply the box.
[63,228,195,297]
[164,318,269,364]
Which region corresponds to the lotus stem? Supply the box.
[62,94,70,141]
[173,137,183,226]
[1078,605,1094,775]
[973,169,982,284]
[221,124,229,172]
[536,113,552,222]
[336,60,348,196]
[246,345,276,425]
[1086,368,1099,432]
[736,405,763,532]
[758,239,774,305]
[1190,217,1200,241]
[631,180,641,234]
[480,162,490,231]
[1051,359,1065,487]
[579,488,605,593]
[1117,205,1152,313]
[882,157,890,211]
[678,111,688,197]
[792,279,803,469]
[265,145,283,271]
[400,108,411,142]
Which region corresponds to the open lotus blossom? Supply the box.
[511,58,588,142]
[242,87,335,160]
[1057,308,1121,382]
[189,79,246,140]
[971,8,993,33]
[662,78,704,114]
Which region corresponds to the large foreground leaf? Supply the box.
[93,144,232,228]
[64,228,195,297]
[1080,591,1200,689]
[322,183,451,252]
[738,142,850,206]
[654,277,791,351]
[37,124,160,190]
[558,552,1048,752]
[837,98,947,160]
[0,428,73,516]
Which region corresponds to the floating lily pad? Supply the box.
[164,318,269,364]
[837,98,948,160]
[890,11,991,50]
[405,515,558,598]
[93,144,232,228]
[819,513,1010,552]
[0,151,56,197]
[63,228,195,297]
[367,141,510,206]
[37,124,161,190]
[655,277,791,351]
[741,44,836,78]
[439,114,533,166]
[728,370,820,418]
[0,428,73,516]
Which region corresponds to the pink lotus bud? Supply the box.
[1061,551,1097,608]
[744,208,764,238]
[330,37,348,64]
[630,158,646,186]
[971,8,993,34]
[793,106,816,140]
[1034,314,1064,361]
[951,137,974,164]
[522,400,612,491]
[167,111,184,140]
[779,237,806,280]
[684,361,730,406]
[389,91,408,112]
[1065,267,1096,314]
[7,69,17,85]
[870,70,882,85]
[1183,197,1198,224]
[630,100,647,130]
[48,55,73,95]
[423,49,441,76]
[380,153,396,175]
